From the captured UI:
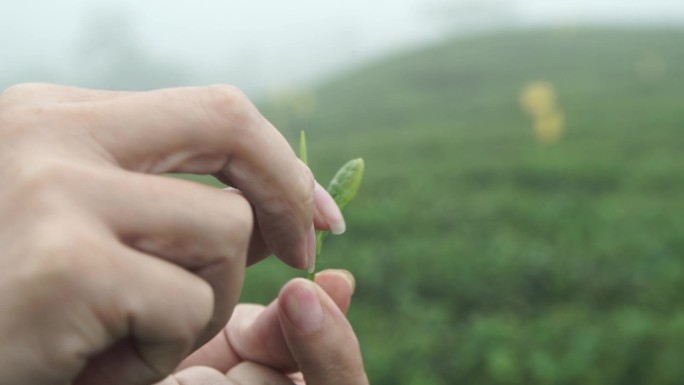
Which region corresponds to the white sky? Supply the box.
[1,0,683,94]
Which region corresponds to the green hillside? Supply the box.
[198,29,684,384]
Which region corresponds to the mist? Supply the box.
[1,0,683,96]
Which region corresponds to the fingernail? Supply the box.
[307,225,316,273]
[335,270,356,293]
[315,183,346,235]
[284,279,324,334]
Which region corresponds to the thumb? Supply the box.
[278,279,369,385]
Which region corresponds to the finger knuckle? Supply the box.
[206,84,247,103]
[13,161,76,206]
[296,162,316,208]
[24,223,98,290]
[122,278,214,369]
[117,276,214,378]
[1,82,48,100]
[0,98,74,139]
[257,164,314,229]
[222,194,254,261]
[200,85,260,135]
[181,279,215,339]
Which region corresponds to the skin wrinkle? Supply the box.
[221,320,244,370]
[147,150,201,175]
[91,93,208,172]
[173,153,228,175]
[54,102,121,168]
[252,305,294,370]
[199,86,255,138]
[79,125,121,169]
[101,172,253,270]
[189,260,237,352]
[134,340,182,384]
[92,253,214,383]
[131,238,227,270]
[237,304,295,371]
[225,305,263,368]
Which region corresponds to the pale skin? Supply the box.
[0,83,369,385]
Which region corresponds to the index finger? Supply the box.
[80,85,314,268]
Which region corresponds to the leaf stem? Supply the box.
[299,130,308,165]
[299,131,317,281]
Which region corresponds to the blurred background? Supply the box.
[3,1,684,383]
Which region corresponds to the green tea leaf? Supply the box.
[327,158,365,211]
[316,158,365,263]
[297,131,364,280]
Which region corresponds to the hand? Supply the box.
[158,270,369,385]
[0,83,344,385]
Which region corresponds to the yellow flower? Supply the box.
[519,81,565,144]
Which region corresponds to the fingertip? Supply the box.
[316,269,355,294]
[225,362,294,384]
[314,270,354,314]
[278,280,369,385]
[172,366,228,385]
[279,279,324,335]
[313,206,331,231]
[278,277,313,298]
[264,228,309,270]
[314,183,346,235]
[330,221,346,235]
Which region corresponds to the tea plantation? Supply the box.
[189,28,684,384]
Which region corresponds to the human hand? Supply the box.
[0,83,344,385]
[158,270,369,385]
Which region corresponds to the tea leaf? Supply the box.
[298,131,364,280]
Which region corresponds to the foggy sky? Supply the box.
[1,0,683,95]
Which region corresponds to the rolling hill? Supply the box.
[194,28,684,384]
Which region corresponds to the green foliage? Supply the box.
[188,29,684,384]
[299,130,308,165]
[299,130,364,279]
[326,158,365,211]
[316,157,365,257]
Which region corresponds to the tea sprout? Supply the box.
[299,131,364,280]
